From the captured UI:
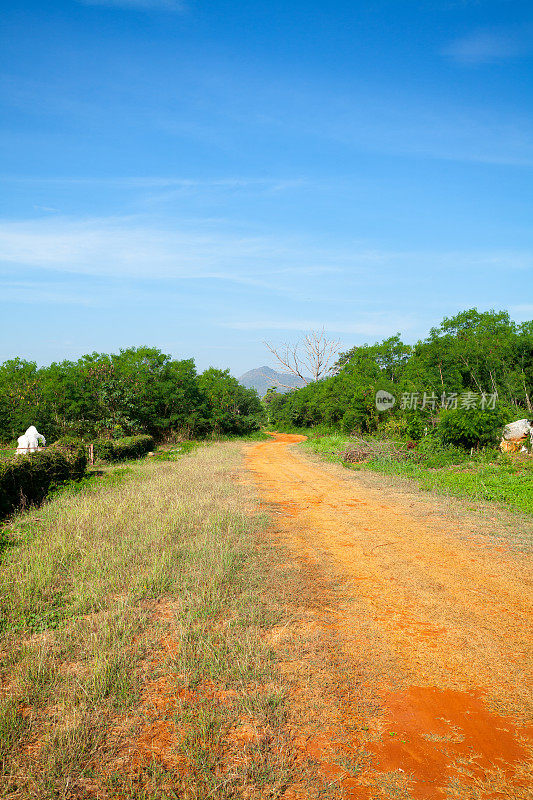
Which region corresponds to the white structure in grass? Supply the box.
[16,426,46,455]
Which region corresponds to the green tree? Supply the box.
[0,359,46,441]
[198,368,264,435]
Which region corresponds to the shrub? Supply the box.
[51,437,88,476]
[437,406,511,449]
[93,435,154,463]
[113,435,154,461]
[0,447,87,519]
[376,415,410,441]
[93,440,115,462]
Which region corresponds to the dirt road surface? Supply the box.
[245,433,533,800]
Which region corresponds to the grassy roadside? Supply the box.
[282,429,533,517]
[0,441,318,799]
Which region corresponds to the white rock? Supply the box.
[502,419,532,441]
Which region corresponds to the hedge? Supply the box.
[93,435,155,463]
[0,441,87,520]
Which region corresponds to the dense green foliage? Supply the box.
[197,368,263,435]
[269,309,533,448]
[93,435,155,463]
[0,442,87,519]
[0,347,264,443]
[437,407,509,449]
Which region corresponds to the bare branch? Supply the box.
[264,329,341,386]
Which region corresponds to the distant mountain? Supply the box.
[238,366,307,398]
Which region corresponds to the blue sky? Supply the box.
[1,0,532,375]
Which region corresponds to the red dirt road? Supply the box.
[245,433,533,800]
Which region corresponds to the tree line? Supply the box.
[268,309,533,448]
[0,347,264,443]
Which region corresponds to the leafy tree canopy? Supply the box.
[0,348,264,443]
[269,309,532,448]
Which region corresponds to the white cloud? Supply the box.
[33,205,59,213]
[221,315,416,337]
[78,0,184,10]
[443,30,530,65]
[0,216,351,283]
[6,176,305,194]
[0,216,530,287]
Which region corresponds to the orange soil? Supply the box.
[245,434,533,800]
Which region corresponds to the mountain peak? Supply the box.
[238,367,306,398]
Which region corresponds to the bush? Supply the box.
[113,435,154,460]
[437,406,510,449]
[376,415,410,440]
[51,437,88,475]
[93,435,154,463]
[93,440,115,462]
[0,446,87,519]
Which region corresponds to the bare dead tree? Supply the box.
[264,328,341,388]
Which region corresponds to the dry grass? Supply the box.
[0,443,324,799]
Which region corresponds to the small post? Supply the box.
[88,443,94,466]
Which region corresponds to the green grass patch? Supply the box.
[368,455,533,514]
[301,431,351,463]
[301,430,533,516]
[150,440,200,461]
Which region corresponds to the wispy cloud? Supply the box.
[220,315,416,337]
[2,58,532,167]
[2,176,306,211]
[33,205,59,213]
[3,176,305,190]
[443,29,531,65]
[77,0,185,10]
[0,216,530,290]
[0,215,351,283]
